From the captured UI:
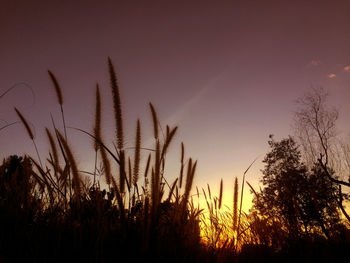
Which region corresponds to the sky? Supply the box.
[1,0,350,212]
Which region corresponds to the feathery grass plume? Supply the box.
[233,177,239,231]
[14,107,34,139]
[182,158,197,213]
[93,84,102,151]
[128,157,132,189]
[108,57,128,193]
[108,57,124,150]
[218,178,223,209]
[14,107,42,167]
[179,142,185,188]
[133,119,141,186]
[149,103,159,140]
[161,126,177,161]
[93,84,102,186]
[48,70,67,140]
[48,70,63,105]
[56,129,81,199]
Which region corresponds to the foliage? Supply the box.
[252,136,344,241]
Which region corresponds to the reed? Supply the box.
[108,58,130,193]
[233,177,238,231]
[14,107,34,140]
[48,70,63,105]
[93,84,102,186]
[182,158,197,214]
[161,125,178,162]
[133,119,141,186]
[93,84,102,151]
[179,142,185,188]
[108,57,124,150]
[218,178,223,209]
[56,129,81,201]
[48,70,67,140]
[149,102,159,140]
[14,107,42,167]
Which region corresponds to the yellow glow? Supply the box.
[192,184,255,248]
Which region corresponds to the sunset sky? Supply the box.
[1,0,350,211]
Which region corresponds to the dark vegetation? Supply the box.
[0,60,349,262]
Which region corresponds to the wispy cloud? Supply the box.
[344,66,350,72]
[309,60,322,67]
[164,68,229,126]
[328,73,336,79]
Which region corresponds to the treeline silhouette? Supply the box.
[0,59,349,262]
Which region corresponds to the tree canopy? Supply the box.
[253,136,341,240]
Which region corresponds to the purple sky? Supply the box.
[1,0,350,210]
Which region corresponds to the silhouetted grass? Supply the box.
[1,59,349,263]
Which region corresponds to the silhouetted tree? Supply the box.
[294,87,338,169]
[294,87,350,222]
[0,155,41,214]
[253,136,341,241]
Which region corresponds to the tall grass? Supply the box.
[2,58,350,262]
[2,58,206,262]
[48,70,67,140]
[14,107,42,167]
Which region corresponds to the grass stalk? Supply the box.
[14,107,42,167]
[237,157,258,249]
[133,119,141,186]
[108,57,124,150]
[218,178,223,210]
[233,177,239,232]
[48,70,67,141]
[93,84,102,186]
[56,129,81,202]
